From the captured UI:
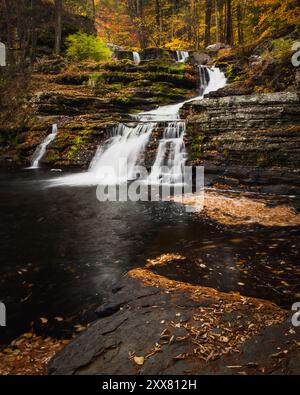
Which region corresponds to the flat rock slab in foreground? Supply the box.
[48,269,300,375]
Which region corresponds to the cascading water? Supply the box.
[198,65,210,95]
[29,124,58,169]
[149,122,187,185]
[89,122,155,185]
[175,51,189,63]
[133,52,141,64]
[50,66,226,187]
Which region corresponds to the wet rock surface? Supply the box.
[0,58,197,168]
[48,269,299,375]
[182,92,300,195]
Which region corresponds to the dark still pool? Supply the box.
[0,169,299,343]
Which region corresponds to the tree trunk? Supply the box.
[126,0,148,48]
[237,3,244,45]
[2,0,15,63]
[2,0,13,48]
[225,0,233,45]
[54,0,62,55]
[215,0,220,43]
[190,0,200,50]
[155,0,162,46]
[91,0,96,24]
[204,0,212,47]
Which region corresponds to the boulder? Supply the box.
[190,51,211,65]
[107,43,124,52]
[114,50,134,61]
[206,43,229,53]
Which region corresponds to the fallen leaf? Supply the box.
[23,333,33,339]
[133,356,145,366]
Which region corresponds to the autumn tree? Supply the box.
[54,0,63,55]
[126,0,148,48]
[204,0,212,47]
[96,0,300,49]
[225,0,233,45]
[236,1,244,45]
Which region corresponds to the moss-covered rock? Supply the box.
[139,48,172,61]
[1,57,197,167]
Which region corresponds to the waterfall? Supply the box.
[198,65,210,95]
[175,51,189,63]
[149,122,186,185]
[133,52,141,64]
[89,123,155,185]
[144,67,226,185]
[29,124,58,169]
[50,66,226,187]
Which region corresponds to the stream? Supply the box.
[0,65,299,344]
[0,168,299,344]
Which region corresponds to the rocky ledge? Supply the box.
[181,91,300,195]
[0,58,197,168]
[48,268,300,375]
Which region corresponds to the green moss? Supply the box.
[95,60,195,89]
[149,82,187,97]
[270,38,295,61]
[191,134,207,160]
[215,61,246,83]
[256,152,269,166]
[111,92,134,105]
[43,151,61,162]
[65,145,80,160]
[44,128,93,164]
[91,59,196,111]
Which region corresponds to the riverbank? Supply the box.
[0,169,299,374]
[48,267,300,375]
[2,262,299,375]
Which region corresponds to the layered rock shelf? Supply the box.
[48,269,300,375]
[181,92,300,195]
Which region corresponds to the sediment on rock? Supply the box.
[47,268,299,376]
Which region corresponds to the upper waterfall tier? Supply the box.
[137,67,226,122]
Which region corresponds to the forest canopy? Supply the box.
[96,0,300,49]
[0,0,299,59]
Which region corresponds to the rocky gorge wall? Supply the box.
[181,91,300,195]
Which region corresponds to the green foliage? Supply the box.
[111,92,134,105]
[191,134,206,161]
[66,33,111,62]
[270,38,295,60]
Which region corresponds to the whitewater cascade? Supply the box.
[88,122,155,185]
[149,121,186,185]
[133,52,141,64]
[50,66,226,186]
[29,124,58,169]
[175,51,189,63]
